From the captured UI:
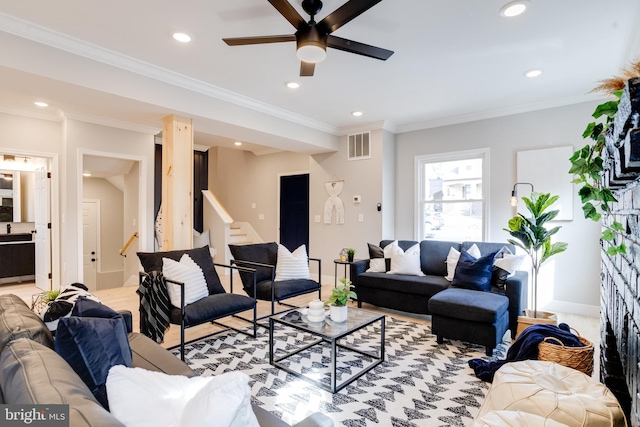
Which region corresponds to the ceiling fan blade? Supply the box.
[327,35,393,60]
[300,61,315,76]
[223,35,296,46]
[317,0,383,34]
[268,0,307,29]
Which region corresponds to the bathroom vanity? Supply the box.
[0,233,35,280]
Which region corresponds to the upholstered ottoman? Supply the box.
[428,288,509,356]
[477,360,626,427]
[474,410,569,427]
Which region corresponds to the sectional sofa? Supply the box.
[350,240,528,353]
[0,293,332,427]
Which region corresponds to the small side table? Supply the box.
[333,259,361,287]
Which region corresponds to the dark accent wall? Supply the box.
[154,144,208,232]
[599,77,640,427]
[193,150,208,233]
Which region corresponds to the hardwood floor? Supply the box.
[0,278,600,376]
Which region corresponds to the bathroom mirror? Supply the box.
[0,170,18,222]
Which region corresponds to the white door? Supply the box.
[82,201,98,291]
[34,163,51,291]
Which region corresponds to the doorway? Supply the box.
[0,152,55,292]
[278,173,310,252]
[79,151,146,288]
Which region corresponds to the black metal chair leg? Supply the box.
[180,321,185,361]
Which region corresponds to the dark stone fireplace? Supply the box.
[599,77,640,427]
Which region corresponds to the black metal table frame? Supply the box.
[269,314,385,393]
[333,259,360,287]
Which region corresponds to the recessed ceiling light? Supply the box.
[234,141,242,146]
[34,101,48,107]
[172,32,192,43]
[524,68,542,78]
[500,0,529,17]
[82,172,92,177]
[351,111,363,117]
[285,81,300,89]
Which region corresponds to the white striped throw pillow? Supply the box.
[162,254,209,307]
[274,244,311,281]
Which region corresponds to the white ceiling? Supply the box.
[0,0,639,156]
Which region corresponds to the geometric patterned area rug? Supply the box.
[176,316,506,427]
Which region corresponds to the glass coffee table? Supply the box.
[269,307,385,393]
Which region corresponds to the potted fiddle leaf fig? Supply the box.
[326,277,357,322]
[504,192,568,334]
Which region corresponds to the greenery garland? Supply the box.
[569,91,626,255]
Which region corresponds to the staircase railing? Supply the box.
[202,190,233,266]
[119,232,138,257]
[201,190,264,268]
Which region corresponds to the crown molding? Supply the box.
[62,111,161,135]
[338,120,397,136]
[0,103,63,122]
[396,93,606,134]
[0,12,339,136]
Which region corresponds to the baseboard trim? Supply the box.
[541,300,600,318]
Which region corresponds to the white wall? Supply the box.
[0,112,61,287]
[123,162,140,285]
[63,119,154,286]
[309,129,389,279]
[83,177,124,288]
[210,147,310,242]
[394,101,603,314]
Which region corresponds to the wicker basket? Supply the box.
[538,329,594,376]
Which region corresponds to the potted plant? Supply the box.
[346,248,356,262]
[504,192,568,334]
[326,277,357,322]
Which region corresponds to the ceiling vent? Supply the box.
[348,132,371,161]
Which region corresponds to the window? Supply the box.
[415,149,488,242]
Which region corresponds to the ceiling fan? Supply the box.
[222,0,394,76]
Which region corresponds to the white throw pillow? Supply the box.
[494,253,527,277]
[366,241,399,273]
[388,243,425,276]
[162,254,209,307]
[106,366,259,427]
[445,244,481,281]
[275,244,311,281]
[383,240,399,258]
[193,229,211,249]
[367,258,386,273]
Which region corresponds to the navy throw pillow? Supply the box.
[451,250,497,292]
[72,296,129,336]
[54,316,133,409]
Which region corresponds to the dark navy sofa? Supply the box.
[350,240,528,354]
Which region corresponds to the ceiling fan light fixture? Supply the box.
[296,27,327,63]
[296,43,326,63]
[500,0,529,17]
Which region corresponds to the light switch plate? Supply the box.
[258,214,264,220]
[314,215,320,223]
[358,213,364,222]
